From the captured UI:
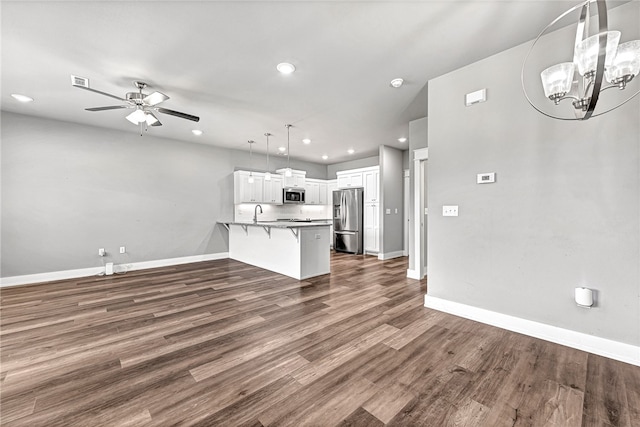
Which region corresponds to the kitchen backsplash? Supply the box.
[234,203,331,222]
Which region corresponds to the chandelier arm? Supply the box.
[521,0,594,120]
[582,0,609,120]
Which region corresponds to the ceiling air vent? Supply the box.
[70,75,89,88]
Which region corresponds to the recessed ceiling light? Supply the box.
[192,129,203,136]
[322,155,328,160]
[276,62,296,74]
[302,138,311,144]
[347,149,355,155]
[11,93,34,102]
[390,78,404,88]
[278,146,286,152]
[398,137,407,143]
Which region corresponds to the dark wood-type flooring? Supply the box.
[1,253,639,426]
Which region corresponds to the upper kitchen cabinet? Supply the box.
[234,170,283,204]
[234,171,264,203]
[263,174,284,204]
[364,168,379,203]
[336,171,363,188]
[305,180,320,205]
[276,169,306,188]
[304,179,328,205]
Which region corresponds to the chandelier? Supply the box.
[522,0,640,120]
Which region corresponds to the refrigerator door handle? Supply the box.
[335,231,356,235]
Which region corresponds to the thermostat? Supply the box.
[477,172,496,184]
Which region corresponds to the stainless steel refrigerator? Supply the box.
[333,188,364,254]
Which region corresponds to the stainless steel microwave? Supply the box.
[283,188,305,204]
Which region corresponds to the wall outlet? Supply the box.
[105,262,114,276]
[119,246,126,254]
[386,208,391,215]
[443,205,459,217]
[98,248,105,257]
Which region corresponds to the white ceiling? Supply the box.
[2,1,588,164]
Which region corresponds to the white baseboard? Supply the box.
[406,268,423,280]
[424,295,640,367]
[378,251,405,260]
[0,253,229,288]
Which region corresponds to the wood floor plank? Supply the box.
[1,252,637,426]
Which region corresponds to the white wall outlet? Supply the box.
[443,205,459,216]
[98,248,105,257]
[477,172,496,184]
[394,208,398,214]
[119,246,126,254]
[386,208,391,215]
[105,262,114,276]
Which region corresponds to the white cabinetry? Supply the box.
[234,171,283,204]
[305,180,321,205]
[277,169,306,188]
[263,175,283,204]
[318,182,328,205]
[364,202,380,253]
[364,169,379,203]
[234,171,264,203]
[337,171,363,189]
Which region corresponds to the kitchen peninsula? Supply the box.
[219,220,331,280]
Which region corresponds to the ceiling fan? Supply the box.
[71,75,200,132]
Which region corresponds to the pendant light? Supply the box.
[247,140,255,184]
[284,124,293,177]
[264,132,272,181]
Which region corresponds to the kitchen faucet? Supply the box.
[253,204,263,223]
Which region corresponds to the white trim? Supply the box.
[424,295,640,367]
[335,165,379,176]
[377,251,405,260]
[406,268,423,280]
[0,253,229,287]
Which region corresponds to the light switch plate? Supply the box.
[443,205,458,216]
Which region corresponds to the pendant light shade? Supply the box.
[574,31,620,76]
[264,132,272,181]
[284,124,293,177]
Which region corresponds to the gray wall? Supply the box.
[327,155,379,178]
[379,145,404,255]
[427,2,639,346]
[407,117,427,270]
[0,112,327,277]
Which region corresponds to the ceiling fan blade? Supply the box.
[146,111,162,127]
[143,91,169,106]
[75,85,128,102]
[85,105,130,111]
[156,107,200,122]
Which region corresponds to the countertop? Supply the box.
[218,220,331,229]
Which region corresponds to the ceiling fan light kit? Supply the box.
[71,76,200,134]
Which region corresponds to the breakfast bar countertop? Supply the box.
[217,220,331,229]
